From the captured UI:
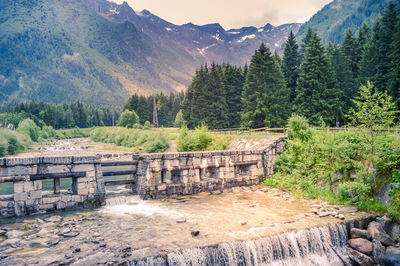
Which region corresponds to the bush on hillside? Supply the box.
[118,110,139,128]
[177,125,213,152]
[0,129,31,156]
[17,118,40,142]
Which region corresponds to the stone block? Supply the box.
[61,195,71,202]
[56,202,66,209]
[23,181,35,192]
[42,197,59,204]
[72,195,81,202]
[41,156,72,165]
[1,165,30,176]
[46,165,71,173]
[73,155,100,164]
[0,158,5,167]
[33,180,42,190]
[29,190,42,199]
[14,182,24,193]
[71,164,94,173]
[89,188,95,194]
[40,204,54,210]
[77,187,88,195]
[5,157,40,166]
[14,192,28,201]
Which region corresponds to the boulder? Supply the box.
[348,248,374,266]
[383,254,400,266]
[5,230,24,239]
[386,246,400,255]
[372,239,386,265]
[45,215,62,223]
[368,221,396,246]
[350,228,371,240]
[348,238,373,255]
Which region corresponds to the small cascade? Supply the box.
[103,195,181,217]
[163,223,350,266]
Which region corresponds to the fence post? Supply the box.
[54,178,60,194]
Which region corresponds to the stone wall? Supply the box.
[134,137,285,199]
[0,156,105,218]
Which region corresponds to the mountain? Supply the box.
[83,0,301,66]
[297,0,392,44]
[0,0,301,105]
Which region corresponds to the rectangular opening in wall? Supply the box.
[42,178,72,193]
[207,167,219,178]
[171,170,180,183]
[101,165,135,194]
[164,171,172,183]
[236,165,251,177]
[0,183,13,195]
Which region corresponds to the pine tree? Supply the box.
[300,27,313,60]
[241,44,290,128]
[294,31,338,125]
[341,29,358,79]
[282,31,300,103]
[206,63,228,129]
[223,64,244,128]
[389,11,400,110]
[327,42,353,124]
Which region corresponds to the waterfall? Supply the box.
[131,223,351,266]
[103,195,181,217]
[166,223,350,266]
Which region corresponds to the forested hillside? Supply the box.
[177,2,400,129]
[297,0,392,44]
[0,0,192,105]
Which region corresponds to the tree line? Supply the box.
[123,92,185,127]
[0,101,120,129]
[180,2,400,129]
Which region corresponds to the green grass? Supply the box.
[261,115,400,221]
[0,129,31,156]
[90,127,170,153]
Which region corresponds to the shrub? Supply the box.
[17,118,40,141]
[143,121,152,129]
[40,126,60,140]
[173,110,186,128]
[287,114,312,142]
[118,110,139,128]
[90,127,169,153]
[177,125,213,152]
[0,129,31,156]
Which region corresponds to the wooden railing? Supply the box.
[210,127,287,135]
[100,161,136,187]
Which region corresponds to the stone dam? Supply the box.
[0,137,399,265]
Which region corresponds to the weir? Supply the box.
[0,138,285,218]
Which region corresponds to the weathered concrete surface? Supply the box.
[134,137,285,199]
[0,156,105,218]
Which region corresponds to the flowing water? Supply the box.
[0,186,369,265]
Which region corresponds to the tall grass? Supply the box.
[177,125,230,152]
[262,115,400,221]
[90,127,169,153]
[0,129,31,156]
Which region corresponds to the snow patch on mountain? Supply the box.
[238,34,256,43]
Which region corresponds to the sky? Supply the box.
[111,0,333,30]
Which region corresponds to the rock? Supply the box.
[240,221,247,226]
[176,218,187,224]
[74,247,81,252]
[383,253,400,266]
[62,231,80,238]
[0,229,6,236]
[191,230,200,237]
[0,238,21,248]
[348,238,373,255]
[5,230,24,239]
[372,239,386,265]
[348,248,374,266]
[368,221,396,246]
[45,216,62,223]
[58,228,71,235]
[376,216,392,232]
[338,206,358,214]
[39,254,64,265]
[386,246,400,255]
[351,228,371,240]
[338,214,345,220]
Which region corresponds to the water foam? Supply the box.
[102,195,181,217]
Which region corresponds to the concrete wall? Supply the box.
[0,156,105,218]
[0,137,285,217]
[134,137,285,199]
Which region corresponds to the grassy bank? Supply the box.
[90,127,170,153]
[0,129,31,156]
[262,116,400,221]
